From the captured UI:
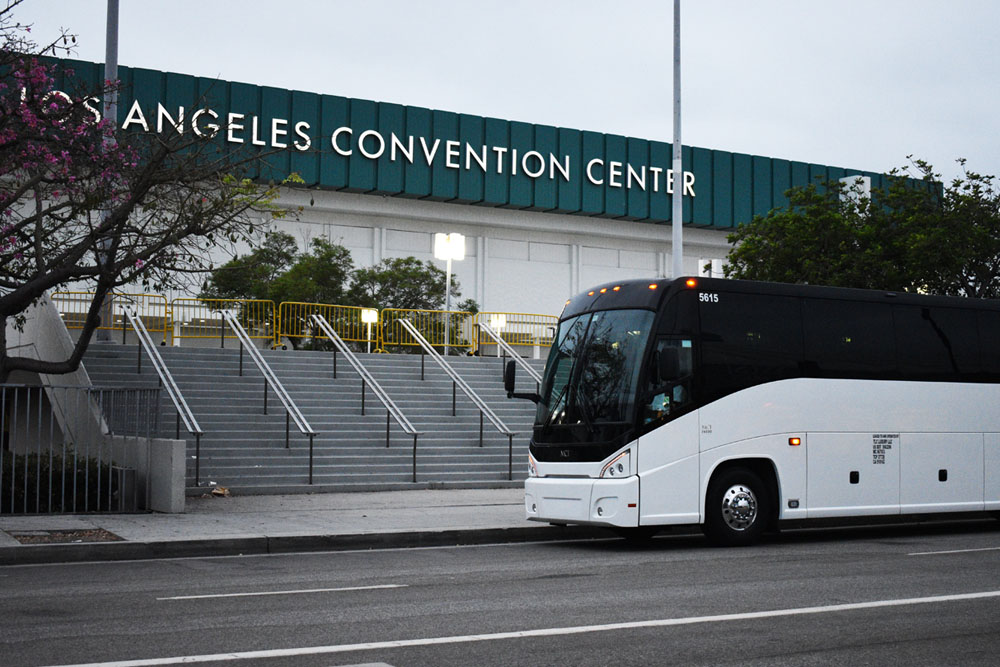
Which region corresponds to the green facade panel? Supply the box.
[732,153,753,227]
[691,147,713,226]
[375,103,406,194]
[533,124,559,211]
[290,91,320,185]
[604,134,627,218]
[580,131,605,215]
[457,113,485,203]
[52,57,889,231]
[626,137,650,221]
[483,118,509,205]
[507,121,534,209]
[319,95,349,190]
[752,155,772,218]
[556,128,582,213]
[401,106,431,198]
[429,110,459,201]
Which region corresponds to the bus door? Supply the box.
[637,337,700,525]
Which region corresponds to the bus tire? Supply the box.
[703,467,770,547]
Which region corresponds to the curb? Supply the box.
[0,525,609,567]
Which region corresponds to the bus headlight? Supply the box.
[528,453,539,477]
[600,449,631,478]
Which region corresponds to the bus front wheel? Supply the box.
[703,467,770,547]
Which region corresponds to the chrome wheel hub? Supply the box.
[721,484,758,531]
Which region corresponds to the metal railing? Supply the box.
[397,318,516,480]
[310,314,424,481]
[473,312,558,358]
[279,302,374,349]
[476,322,543,390]
[217,309,318,481]
[1,384,160,514]
[53,292,170,344]
[171,298,275,347]
[122,305,206,484]
[381,308,476,354]
[52,292,558,356]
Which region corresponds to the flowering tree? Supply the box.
[0,1,285,382]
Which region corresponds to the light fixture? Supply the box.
[361,308,378,353]
[433,232,466,355]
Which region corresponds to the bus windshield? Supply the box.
[535,309,654,444]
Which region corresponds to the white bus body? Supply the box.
[517,277,1000,545]
[527,378,1000,529]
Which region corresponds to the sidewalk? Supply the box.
[0,488,604,566]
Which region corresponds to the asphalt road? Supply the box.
[3,519,1000,667]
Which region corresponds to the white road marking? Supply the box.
[51,589,1000,667]
[908,546,1000,556]
[156,584,406,601]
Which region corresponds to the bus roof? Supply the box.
[560,277,1000,321]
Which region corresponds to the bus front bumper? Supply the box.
[525,476,639,528]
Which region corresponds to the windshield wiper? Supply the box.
[573,386,597,435]
[544,383,569,426]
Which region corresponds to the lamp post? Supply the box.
[433,232,466,355]
[489,313,507,357]
[361,308,378,354]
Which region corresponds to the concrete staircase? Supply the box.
[82,343,545,493]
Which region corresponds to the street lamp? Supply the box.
[489,313,507,357]
[361,308,378,354]
[433,232,465,355]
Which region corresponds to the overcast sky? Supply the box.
[13,0,999,183]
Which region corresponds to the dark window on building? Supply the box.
[802,299,894,377]
[893,306,979,380]
[699,293,803,400]
[979,310,1000,379]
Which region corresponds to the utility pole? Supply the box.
[96,0,119,342]
[671,0,684,279]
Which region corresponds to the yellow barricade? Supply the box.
[276,302,376,349]
[52,292,170,344]
[473,312,558,357]
[380,308,476,353]
[170,298,275,345]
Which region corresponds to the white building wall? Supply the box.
[270,188,733,317]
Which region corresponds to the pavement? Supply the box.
[0,487,608,566]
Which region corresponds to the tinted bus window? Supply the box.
[803,299,894,377]
[657,291,699,336]
[980,310,1000,378]
[699,293,803,400]
[893,306,979,380]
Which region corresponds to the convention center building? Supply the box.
[58,59,888,316]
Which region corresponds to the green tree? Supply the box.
[0,3,285,382]
[200,231,298,301]
[270,238,354,305]
[724,159,1000,297]
[347,257,457,310]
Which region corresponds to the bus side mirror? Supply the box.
[505,360,541,403]
[657,348,680,384]
[504,360,517,396]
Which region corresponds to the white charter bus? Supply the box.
[505,277,1000,546]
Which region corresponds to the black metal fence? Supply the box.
[0,385,161,514]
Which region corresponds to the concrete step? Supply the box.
[84,344,542,491]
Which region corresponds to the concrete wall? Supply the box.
[109,435,185,513]
[4,295,105,447]
[272,188,732,317]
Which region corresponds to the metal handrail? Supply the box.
[309,315,425,481]
[121,305,205,485]
[475,322,543,386]
[398,318,516,479]
[217,310,318,481]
